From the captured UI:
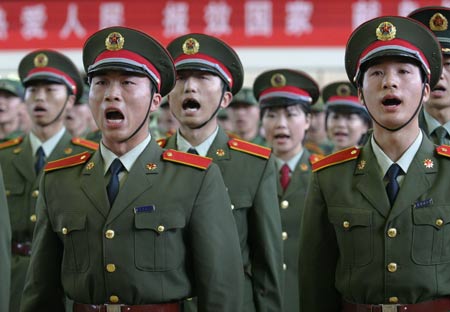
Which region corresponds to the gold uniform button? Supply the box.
[436,218,444,227]
[389,296,399,303]
[62,227,68,235]
[106,264,116,272]
[282,232,288,240]
[105,230,115,239]
[109,295,119,303]
[31,190,39,198]
[282,263,287,270]
[343,221,350,229]
[387,228,397,238]
[281,200,289,209]
[5,190,10,197]
[387,263,397,273]
[231,204,235,210]
[157,225,165,233]
[30,214,37,223]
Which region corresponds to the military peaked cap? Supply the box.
[18,49,83,102]
[83,26,175,97]
[345,16,442,88]
[229,87,257,107]
[166,33,244,95]
[0,79,24,98]
[322,81,366,113]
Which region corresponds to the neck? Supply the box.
[32,122,64,142]
[275,144,302,162]
[373,123,420,162]
[425,105,450,125]
[179,120,218,147]
[102,131,149,157]
[0,119,20,139]
[237,127,259,142]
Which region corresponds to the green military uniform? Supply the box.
[0,167,11,312]
[304,98,334,155]
[299,16,448,311]
[21,26,244,312]
[253,68,319,312]
[166,33,283,311]
[5,49,96,312]
[409,7,450,145]
[0,79,26,142]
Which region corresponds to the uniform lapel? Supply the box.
[354,144,391,218]
[206,128,231,162]
[47,131,73,161]
[11,136,35,183]
[282,151,311,198]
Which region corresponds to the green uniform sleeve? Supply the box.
[0,167,11,312]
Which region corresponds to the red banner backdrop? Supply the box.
[0,0,446,49]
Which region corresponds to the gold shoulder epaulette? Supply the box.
[157,138,167,148]
[71,137,99,150]
[309,153,324,164]
[44,152,92,172]
[0,137,23,149]
[228,138,271,159]
[436,144,450,157]
[162,149,212,170]
[312,146,360,172]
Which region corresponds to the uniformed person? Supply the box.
[65,83,93,138]
[156,97,179,139]
[0,168,11,312]
[164,33,283,312]
[299,16,450,311]
[0,78,25,141]
[255,69,319,312]
[322,81,371,153]
[2,49,98,312]
[20,26,244,312]
[304,97,334,155]
[409,6,450,145]
[228,87,266,146]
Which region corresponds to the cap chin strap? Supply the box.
[118,88,155,143]
[190,84,227,130]
[361,82,426,132]
[40,90,70,127]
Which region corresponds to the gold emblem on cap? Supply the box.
[34,53,48,68]
[182,38,200,55]
[430,13,448,31]
[376,21,396,41]
[336,84,351,96]
[270,73,286,88]
[105,32,125,51]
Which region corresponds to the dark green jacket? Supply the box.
[278,150,312,312]
[0,167,11,312]
[299,134,450,311]
[0,132,97,312]
[20,139,244,312]
[165,127,283,312]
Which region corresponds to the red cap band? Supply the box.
[28,67,77,95]
[259,86,312,103]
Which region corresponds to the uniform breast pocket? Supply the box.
[412,205,450,264]
[134,212,186,272]
[53,214,90,273]
[329,208,373,267]
[5,183,24,197]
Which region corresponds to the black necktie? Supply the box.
[386,164,402,206]
[433,126,448,145]
[187,147,199,155]
[34,146,45,174]
[107,159,124,206]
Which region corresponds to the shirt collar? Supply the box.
[371,130,422,177]
[275,150,304,172]
[101,134,151,175]
[29,127,66,157]
[176,127,219,157]
[423,110,450,134]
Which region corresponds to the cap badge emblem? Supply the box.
[34,53,48,68]
[336,84,351,96]
[105,32,125,51]
[270,73,286,88]
[182,38,200,55]
[376,21,396,41]
[430,13,448,31]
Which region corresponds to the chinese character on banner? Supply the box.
[245,1,273,36]
[352,0,381,29]
[162,2,189,36]
[285,1,313,36]
[99,2,125,29]
[59,3,86,39]
[0,8,8,40]
[21,4,47,40]
[204,1,232,35]
[397,1,419,16]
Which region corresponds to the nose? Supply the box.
[383,70,398,89]
[275,113,288,128]
[104,81,121,101]
[183,76,198,93]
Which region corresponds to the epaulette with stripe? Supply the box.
[309,153,324,164]
[0,137,23,149]
[436,145,450,158]
[312,146,360,172]
[157,138,167,148]
[71,137,99,150]
[162,149,212,170]
[228,138,271,159]
[44,152,92,172]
